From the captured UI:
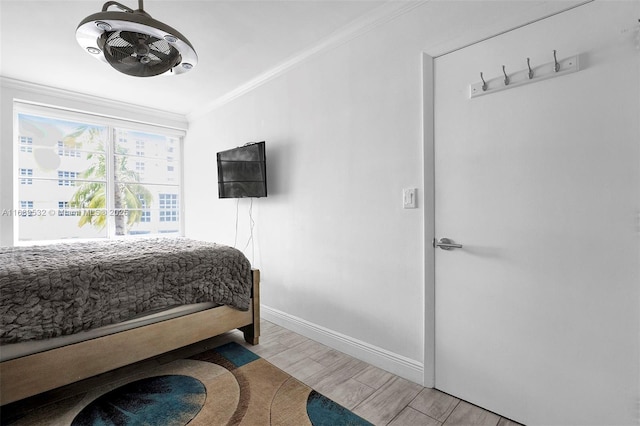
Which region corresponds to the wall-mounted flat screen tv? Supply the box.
[217,141,267,198]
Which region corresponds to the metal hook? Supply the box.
[502,65,510,86]
[527,58,534,79]
[480,72,487,91]
[553,50,560,72]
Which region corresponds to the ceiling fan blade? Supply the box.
[118,31,143,46]
[148,46,173,62]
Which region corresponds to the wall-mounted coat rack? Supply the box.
[470,51,580,99]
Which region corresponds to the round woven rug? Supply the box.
[70,375,206,426]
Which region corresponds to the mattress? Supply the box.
[1,238,252,344]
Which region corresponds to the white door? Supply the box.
[434,3,639,425]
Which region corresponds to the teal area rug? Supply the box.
[71,375,206,425]
[2,342,373,426]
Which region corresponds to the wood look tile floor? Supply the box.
[3,320,523,426]
[238,320,523,426]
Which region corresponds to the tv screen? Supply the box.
[217,141,267,198]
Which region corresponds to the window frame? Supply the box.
[12,102,186,245]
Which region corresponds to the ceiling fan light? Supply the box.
[164,34,177,43]
[76,1,198,77]
[95,21,112,31]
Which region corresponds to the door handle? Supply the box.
[434,238,463,250]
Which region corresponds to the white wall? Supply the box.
[184,1,589,383]
[185,6,429,380]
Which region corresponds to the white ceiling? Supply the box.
[0,0,387,115]
[0,0,589,117]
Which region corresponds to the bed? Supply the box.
[0,238,260,406]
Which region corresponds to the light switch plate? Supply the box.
[403,188,417,209]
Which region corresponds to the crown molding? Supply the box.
[188,0,428,121]
[1,76,188,131]
[426,0,592,58]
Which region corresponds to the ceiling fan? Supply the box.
[76,0,197,77]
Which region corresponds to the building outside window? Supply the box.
[14,106,184,242]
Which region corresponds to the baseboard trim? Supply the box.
[261,305,425,386]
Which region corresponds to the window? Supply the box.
[58,201,80,217]
[19,168,33,185]
[20,137,33,153]
[137,195,151,223]
[57,140,81,158]
[159,193,179,222]
[15,106,184,242]
[19,201,35,217]
[167,155,175,180]
[135,140,145,156]
[57,171,79,186]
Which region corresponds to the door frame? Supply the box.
[421,52,436,388]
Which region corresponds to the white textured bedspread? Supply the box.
[0,238,252,344]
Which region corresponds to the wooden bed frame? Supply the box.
[0,269,260,406]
